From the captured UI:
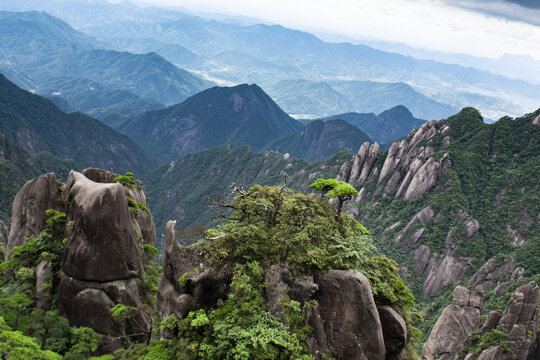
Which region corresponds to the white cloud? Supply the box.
[138,0,540,59]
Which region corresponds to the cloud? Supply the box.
[440,0,540,26]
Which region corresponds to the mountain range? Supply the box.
[117,83,303,164]
[54,1,538,120]
[1,1,538,121]
[0,10,213,123]
[266,119,372,162]
[0,73,155,175]
[319,105,426,144]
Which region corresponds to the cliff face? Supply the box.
[338,108,539,302]
[158,220,405,360]
[6,169,156,352]
[423,283,539,360]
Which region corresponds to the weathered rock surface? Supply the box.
[83,168,156,256]
[469,256,519,293]
[57,170,152,351]
[35,259,53,310]
[61,171,142,282]
[422,286,482,360]
[423,255,469,298]
[314,270,386,360]
[6,173,62,259]
[157,220,234,323]
[425,282,539,360]
[264,263,318,322]
[59,274,148,349]
[404,158,439,200]
[461,282,539,360]
[377,305,407,359]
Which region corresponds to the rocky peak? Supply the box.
[6,172,62,260]
[7,169,155,352]
[424,282,539,360]
[157,221,409,360]
[422,286,483,359]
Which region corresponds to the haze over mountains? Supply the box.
[1,0,539,122]
[0,10,212,123]
[0,1,539,358]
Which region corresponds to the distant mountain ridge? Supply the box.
[59,3,540,119]
[262,79,456,120]
[119,84,303,164]
[0,73,156,175]
[320,105,426,144]
[0,11,213,121]
[266,119,373,162]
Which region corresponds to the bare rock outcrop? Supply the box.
[56,170,152,352]
[61,171,142,281]
[422,286,482,359]
[314,270,386,360]
[35,259,53,310]
[6,173,62,259]
[461,282,539,360]
[377,305,407,359]
[157,220,234,323]
[404,158,440,200]
[423,255,468,298]
[348,142,380,186]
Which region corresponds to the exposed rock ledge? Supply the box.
[158,220,408,360]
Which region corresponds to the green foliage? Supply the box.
[459,328,510,358]
[110,304,138,323]
[0,316,62,360]
[178,272,191,286]
[309,178,359,198]
[68,327,102,358]
[168,262,314,360]
[206,184,367,269]
[204,184,412,311]
[113,172,144,189]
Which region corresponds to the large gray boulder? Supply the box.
[6,173,62,259]
[377,305,407,359]
[56,170,151,352]
[157,220,234,323]
[61,171,142,282]
[315,270,386,360]
[422,286,482,359]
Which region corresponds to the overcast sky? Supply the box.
[133,0,540,60]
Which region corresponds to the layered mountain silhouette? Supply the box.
[118,84,304,163]
[320,105,426,144]
[0,73,156,175]
[0,11,212,121]
[267,119,373,162]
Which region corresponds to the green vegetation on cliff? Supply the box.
[0,210,103,359]
[115,184,416,359]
